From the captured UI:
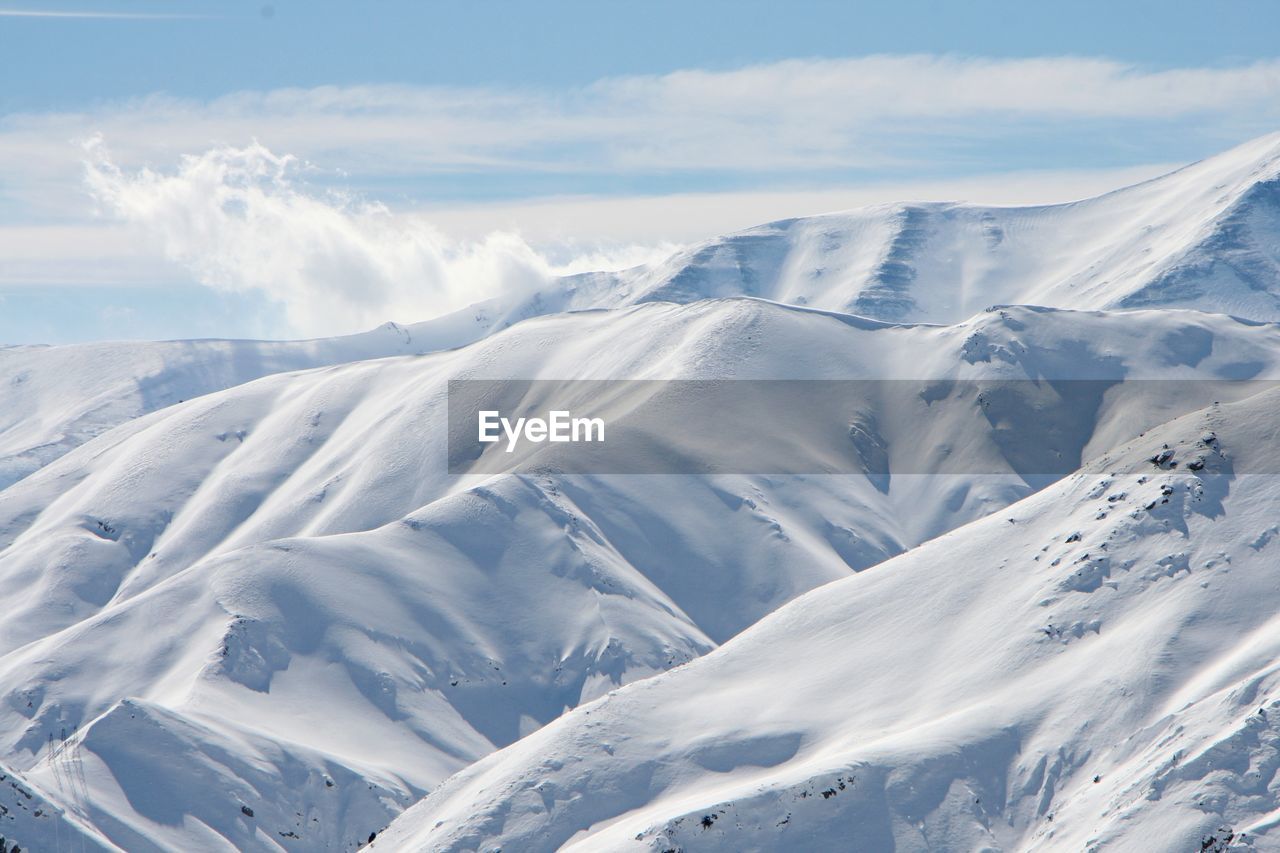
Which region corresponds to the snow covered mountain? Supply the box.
[7,133,1280,497]
[3,134,1280,852]
[474,132,1280,328]
[0,316,490,493]
[374,387,1280,853]
[2,297,1280,850]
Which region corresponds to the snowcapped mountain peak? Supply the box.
[6,134,1280,852]
[512,131,1280,327]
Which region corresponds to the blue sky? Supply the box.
[2,1,1280,342]
[8,0,1280,107]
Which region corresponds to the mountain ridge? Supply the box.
[5,133,1280,497]
[3,134,1280,851]
[2,298,1280,849]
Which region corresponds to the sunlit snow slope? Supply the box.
[0,316,494,493]
[3,299,1278,850]
[510,132,1280,326]
[376,388,1280,853]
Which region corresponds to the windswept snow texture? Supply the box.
[4,133,1280,851]
[376,389,1280,853]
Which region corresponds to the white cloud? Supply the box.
[81,139,671,336]
[0,160,1168,287]
[413,163,1178,245]
[3,53,1277,339]
[5,54,1279,199]
[599,56,1280,119]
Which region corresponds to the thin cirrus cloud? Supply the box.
[600,55,1280,119]
[0,8,210,18]
[4,53,1276,191]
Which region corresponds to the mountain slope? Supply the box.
[623,132,1280,322]
[2,298,1279,850]
[7,134,1280,498]
[3,134,1279,851]
[0,311,507,493]
[375,386,1280,853]
[481,132,1280,327]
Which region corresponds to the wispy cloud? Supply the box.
[0,8,208,18]
[5,54,1280,194]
